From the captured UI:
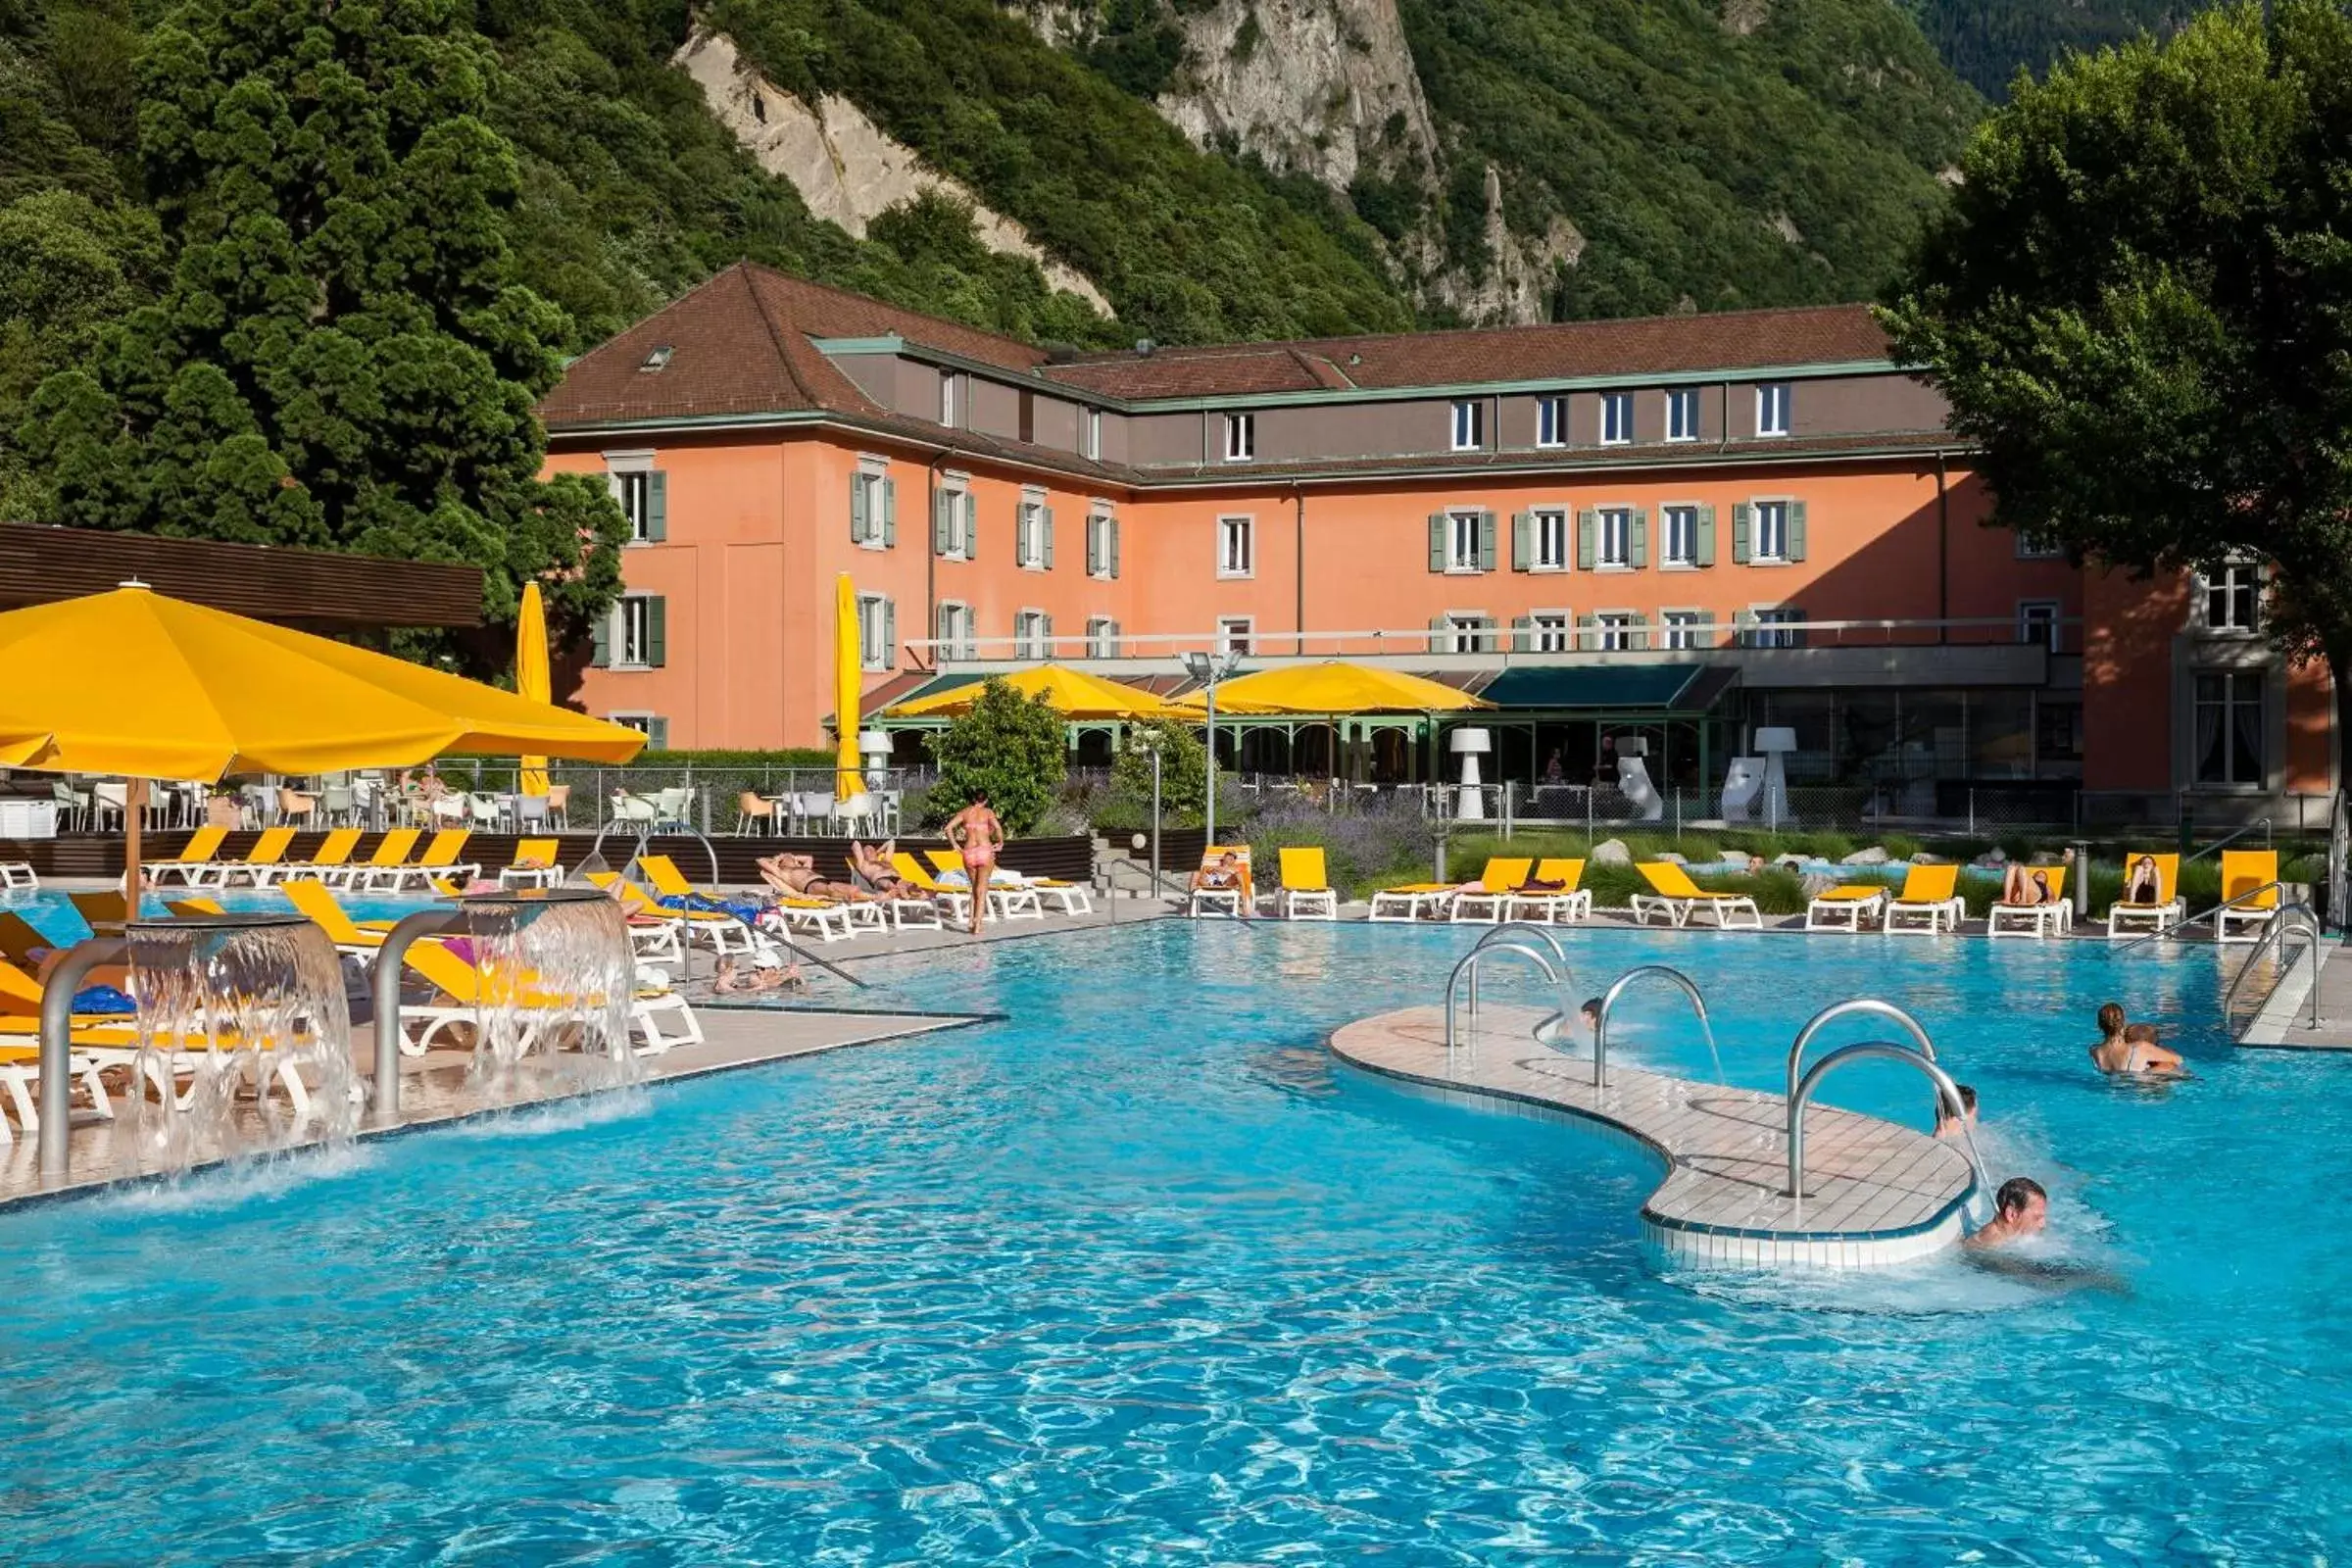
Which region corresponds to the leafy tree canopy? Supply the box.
[1882,0,2352,716]
[924,680,1070,836]
[1111,716,1207,827]
[14,0,626,670]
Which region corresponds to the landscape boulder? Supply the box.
[1591,838,1631,864]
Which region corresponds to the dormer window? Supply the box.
[639,345,673,373]
[1450,400,1484,452]
[1223,413,1254,462]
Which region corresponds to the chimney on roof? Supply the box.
[1134,338,1155,357]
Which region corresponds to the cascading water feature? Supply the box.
[457,888,638,1090]
[124,911,355,1168]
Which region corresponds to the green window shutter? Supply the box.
[850,474,868,542]
[935,603,952,647]
[1576,509,1596,570]
[647,470,667,541]
[881,477,897,547]
[1733,503,1753,564]
[1427,513,1446,572]
[881,598,896,667]
[1086,515,1101,576]
[1477,511,1498,571]
[1511,512,1532,571]
[1043,506,1056,568]
[1696,503,1717,566]
[1629,611,1648,653]
[646,596,667,668]
[1428,613,1447,653]
[1631,508,1649,569]
[647,716,669,752]
[590,609,611,668]
[933,489,952,554]
[1511,613,1534,653]
[1576,612,1596,652]
[1040,612,1054,651]
[1109,517,1121,578]
[965,492,978,558]
[1788,501,1808,562]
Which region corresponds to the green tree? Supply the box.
[1112,717,1208,826]
[14,0,624,667]
[1881,1,2352,749]
[924,680,1069,835]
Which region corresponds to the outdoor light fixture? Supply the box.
[1185,648,1245,852]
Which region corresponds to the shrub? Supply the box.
[1247,798,1441,897]
[923,680,1068,835]
[1109,718,1208,826]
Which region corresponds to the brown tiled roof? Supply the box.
[1038,303,1892,400]
[537,263,1046,429]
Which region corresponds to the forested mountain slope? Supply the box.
[1904,0,2194,98]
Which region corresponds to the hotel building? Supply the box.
[538,263,2332,821]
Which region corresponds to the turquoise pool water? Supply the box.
[0,919,2343,1562]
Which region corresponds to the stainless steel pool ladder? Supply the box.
[2221,900,2324,1034]
[1444,939,1564,1067]
[1782,999,1990,1223]
[1463,924,1579,1047]
[1592,966,1718,1090]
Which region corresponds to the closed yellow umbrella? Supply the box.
[883,664,1175,721]
[515,581,552,797]
[0,583,647,892]
[1167,662,1493,715]
[835,573,864,798]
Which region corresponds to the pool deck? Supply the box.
[1330,1003,1981,1269]
[0,1003,989,1210]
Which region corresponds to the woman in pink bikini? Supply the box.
[944,795,1004,934]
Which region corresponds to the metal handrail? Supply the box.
[2222,900,2322,1032]
[2181,817,2272,868]
[1592,965,1715,1090]
[1785,999,1937,1102]
[2114,877,2294,957]
[1468,925,1579,1048]
[1444,942,1560,1066]
[1787,1042,1983,1220]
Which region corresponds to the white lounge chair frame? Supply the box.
[0,1051,112,1145]
[1366,888,1452,921]
[1501,888,1592,923]
[1883,894,1966,935]
[1803,888,1887,932]
[2106,897,2185,938]
[1629,891,1762,929]
[1987,899,2073,939]
[0,863,36,892]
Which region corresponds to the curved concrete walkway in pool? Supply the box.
[1330,1004,1980,1270]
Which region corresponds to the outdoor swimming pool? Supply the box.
[0,918,2343,1561]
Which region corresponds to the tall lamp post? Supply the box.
[1185,647,1244,851]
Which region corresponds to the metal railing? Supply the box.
[2221,900,2323,1034]
[1592,965,1717,1090]
[1465,924,1579,1045]
[1444,942,1563,1066]
[2113,878,2295,957]
[2181,816,2271,866]
[1781,998,1990,1222]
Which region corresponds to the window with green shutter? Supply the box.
[591,610,611,667]
[880,477,897,548]
[1788,500,1808,562]
[1630,508,1649,569]
[644,596,666,668]
[1476,511,1497,572]
[1511,511,1532,571]
[1427,513,1447,573]
[646,470,667,541]
[850,471,869,543]
[1732,503,1753,564]
[1696,503,1717,566]
[1576,509,1596,570]
[645,716,669,752]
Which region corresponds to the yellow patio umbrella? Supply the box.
[0,583,647,896]
[1167,662,1493,715]
[514,580,552,797]
[883,664,1176,721]
[834,573,864,798]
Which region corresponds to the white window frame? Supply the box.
[1086,507,1116,581]
[1217,514,1254,579]
[1223,413,1254,462]
[2015,530,2065,560]
[1446,509,1483,574]
[938,477,972,560]
[1084,408,1102,461]
[1450,399,1484,452]
[1217,616,1254,657]
[611,469,653,544]
[1662,610,1707,651]
[936,601,975,661]
[856,592,892,671]
[1744,605,1803,650]
[852,461,890,551]
[1756,382,1792,438]
[1751,499,1790,564]
[1532,507,1569,573]
[2202,564,2261,633]
[1439,612,1493,655]
[1599,391,1633,446]
[1595,507,1633,571]
[1665,387,1700,443]
[1660,504,1699,568]
[614,593,653,667]
[1086,615,1119,659]
[939,371,958,427]
[1013,609,1051,661]
[2018,599,2062,652]
[1015,491,1048,570]
[1537,395,1569,449]
[1530,611,1572,654]
[1592,611,1639,653]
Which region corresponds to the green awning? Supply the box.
[1477,664,1707,710]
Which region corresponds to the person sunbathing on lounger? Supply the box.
[2000,864,2052,906]
[757,853,874,904]
[2124,855,2161,906]
[849,840,905,895]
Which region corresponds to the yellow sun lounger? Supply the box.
[340,828,420,889]
[149,826,229,886]
[928,848,1089,915]
[1804,882,1888,932]
[251,827,363,887]
[2106,852,2184,938]
[1882,863,1965,934]
[190,826,297,888]
[1448,858,1536,924]
[890,853,991,928]
[279,879,390,957]
[1187,846,1254,918]
[500,838,564,888]
[1503,858,1592,924]
[1631,862,1763,929]
[368,829,480,892]
[2215,850,2281,943]
[1987,865,2072,938]
[641,855,840,950]
[398,937,700,1058]
[1266,847,1339,920]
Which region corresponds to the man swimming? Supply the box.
[2090,1002,2183,1076]
[943,795,1004,934]
[1964,1176,2047,1250]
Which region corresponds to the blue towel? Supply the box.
[72,985,136,1015]
[657,892,761,925]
